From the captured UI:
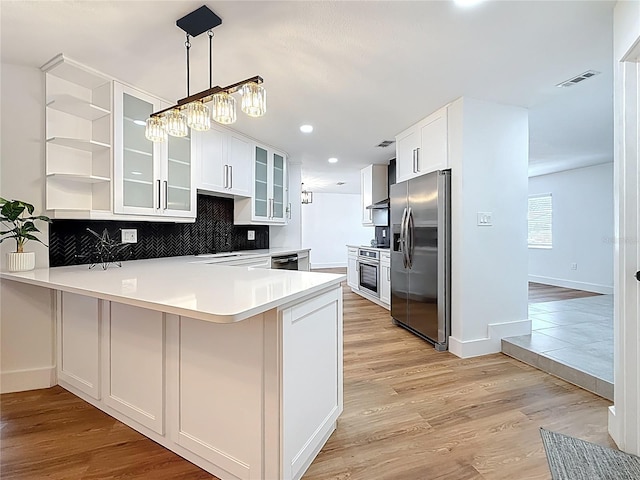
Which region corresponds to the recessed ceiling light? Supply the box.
[328,157,338,163]
[133,120,146,126]
[300,124,313,133]
[454,0,485,7]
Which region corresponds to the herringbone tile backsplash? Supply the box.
[49,195,269,267]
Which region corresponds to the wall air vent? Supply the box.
[376,140,395,148]
[556,70,601,88]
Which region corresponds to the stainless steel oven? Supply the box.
[357,248,380,298]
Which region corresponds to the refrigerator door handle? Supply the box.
[399,207,408,268]
[407,207,414,268]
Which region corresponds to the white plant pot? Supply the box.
[6,252,36,272]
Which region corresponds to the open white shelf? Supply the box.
[47,94,110,121]
[47,209,114,220]
[47,173,111,184]
[47,137,110,152]
[42,54,110,90]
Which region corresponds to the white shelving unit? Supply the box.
[43,54,113,217]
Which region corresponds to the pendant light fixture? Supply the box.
[145,6,266,142]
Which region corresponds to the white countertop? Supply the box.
[0,252,343,324]
[346,245,391,251]
[193,247,309,263]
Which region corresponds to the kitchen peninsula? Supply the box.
[1,257,344,480]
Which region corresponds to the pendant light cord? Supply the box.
[208,30,214,89]
[185,33,191,97]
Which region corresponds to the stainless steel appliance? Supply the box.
[271,254,299,270]
[390,170,451,351]
[357,248,380,298]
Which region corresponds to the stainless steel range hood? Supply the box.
[366,198,390,210]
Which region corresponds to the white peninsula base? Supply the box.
[56,285,342,480]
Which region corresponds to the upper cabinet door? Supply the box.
[227,134,252,197]
[395,105,449,183]
[164,132,195,216]
[254,145,270,219]
[271,151,286,221]
[418,107,448,174]
[114,83,162,215]
[395,128,420,184]
[198,127,226,193]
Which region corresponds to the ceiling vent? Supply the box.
[376,140,395,148]
[556,70,600,88]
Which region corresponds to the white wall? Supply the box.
[301,193,373,269]
[1,62,56,392]
[528,163,614,293]
[1,63,49,266]
[448,97,530,358]
[270,163,302,248]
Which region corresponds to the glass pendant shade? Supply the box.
[145,116,167,143]
[241,82,266,117]
[212,92,237,125]
[187,101,211,131]
[166,109,189,137]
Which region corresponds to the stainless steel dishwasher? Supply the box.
[271,254,299,270]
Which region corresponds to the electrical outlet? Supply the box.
[382,229,386,238]
[248,230,255,241]
[121,229,137,244]
[570,263,578,270]
[477,212,493,226]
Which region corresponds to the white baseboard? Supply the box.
[528,275,613,295]
[608,406,622,449]
[310,262,347,269]
[449,319,531,358]
[350,288,390,310]
[1,366,56,393]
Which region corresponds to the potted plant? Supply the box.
[0,197,51,272]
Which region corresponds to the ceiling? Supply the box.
[1,1,614,193]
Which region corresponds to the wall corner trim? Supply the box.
[449,319,531,358]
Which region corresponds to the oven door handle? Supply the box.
[357,259,379,268]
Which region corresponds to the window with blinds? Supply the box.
[528,194,552,248]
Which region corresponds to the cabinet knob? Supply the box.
[636,271,640,282]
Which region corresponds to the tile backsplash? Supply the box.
[49,194,268,267]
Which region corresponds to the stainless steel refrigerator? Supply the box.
[390,170,451,351]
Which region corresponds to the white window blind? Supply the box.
[528,194,552,248]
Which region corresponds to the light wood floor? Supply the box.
[1,284,614,480]
[528,282,602,304]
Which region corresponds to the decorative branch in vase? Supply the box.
[0,197,51,272]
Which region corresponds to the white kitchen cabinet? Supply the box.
[380,251,391,307]
[197,125,251,197]
[114,82,196,220]
[347,247,359,290]
[43,55,113,218]
[396,105,448,183]
[234,144,288,225]
[361,165,388,226]
[57,292,101,399]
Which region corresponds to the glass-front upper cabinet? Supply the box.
[250,145,287,223]
[272,152,285,221]
[114,82,195,219]
[166,133,192,214]
[254,146,269,218]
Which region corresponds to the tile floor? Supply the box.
[502,294,614,400]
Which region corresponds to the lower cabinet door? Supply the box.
[380,263,391,305]
[58,292,101,399]
[102,302,165,434]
